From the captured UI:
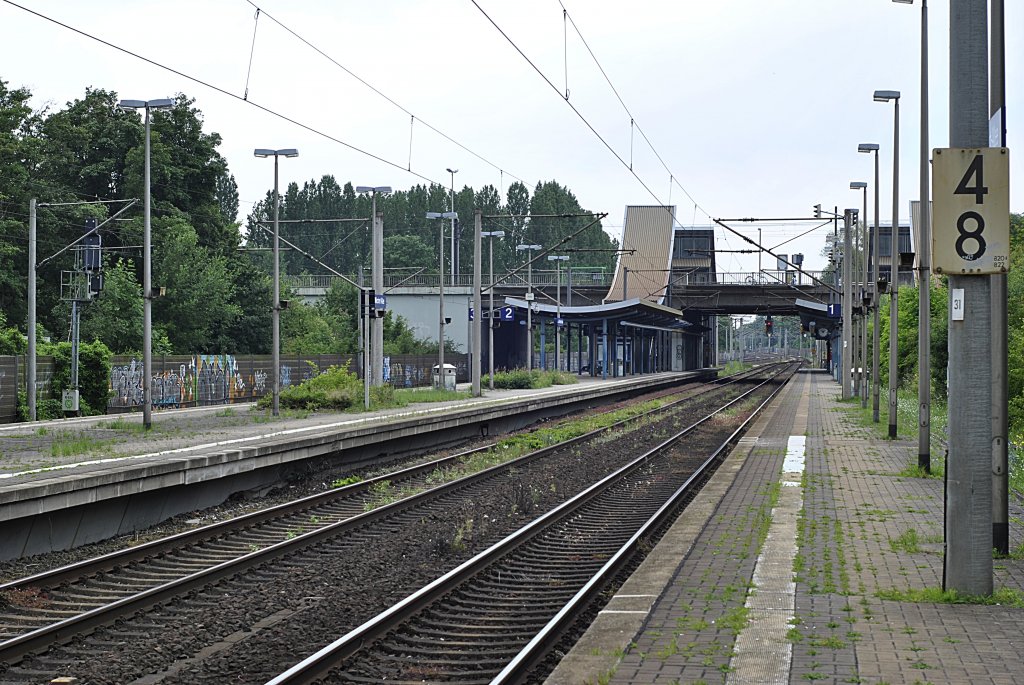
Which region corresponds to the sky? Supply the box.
[1,0,1021,276]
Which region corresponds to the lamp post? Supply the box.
[858,143,881,422]
[874,90,901,439]
[840,209,857,400]
[254,148,299,417]
[851,181,869,407]
[893,0,932,471]
[481,231,506,389]
[446,168,458,285]
[548,255,569,370]
[119,98,174,429]
[516,244,541,370]
[427,211,457,388]
[356,185,392,387]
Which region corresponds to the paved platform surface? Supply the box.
[0,374,628,481]
[550,370,1024,685]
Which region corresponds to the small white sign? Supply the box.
[951,288,965,321]
[525,292,535,301]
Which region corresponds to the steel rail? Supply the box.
[265,364,794,684]
[0,371,765,664]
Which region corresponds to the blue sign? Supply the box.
[501,306,514,321]
[827,303,841,318]
[556,317,565,327]
[374,294,387,311]
[468,307,474,321]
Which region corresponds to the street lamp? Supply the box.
[547,255,569,370]
[481,231,506,389]
[254,147,299,417]
[892,0,932,472]
[119,97,174,429]
[850,181,869,408]
[356,185,392,388]
[516,244,542,370]
[874,89,900,439]
[858,142,881,423]
[427,211,457,388]
[446,168,458,285]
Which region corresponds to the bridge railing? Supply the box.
[285,270,615,290]
[285,270,848,291]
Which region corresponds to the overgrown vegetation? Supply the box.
[485,368,579,389]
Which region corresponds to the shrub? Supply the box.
[257,364,361,411]
[488,369,579,389]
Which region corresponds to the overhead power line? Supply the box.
[244,0,525,186]
[1,0,442,188]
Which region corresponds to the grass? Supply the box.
[888,528,922,554]
[49,431,115,458]
[876,586,1024,607]
[95,417,149,433]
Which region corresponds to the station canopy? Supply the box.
[502,296,702,334]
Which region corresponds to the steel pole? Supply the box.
[143,106,153,428]
[918,0,932,472]
[526,255,533,370]
[472,211,482,396]
[990,0,1008,555]
[842,210,854,400]
[888,98,900,439]
[488,236,495,389]
[861,187,869,407]
[872,150,882,423]
[371,197,383,387]
[272,154,281,417]
[438,219,445,387]
[945,0,992,595]
[28,199,36,421]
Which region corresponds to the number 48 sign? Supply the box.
[932,147,1010,275]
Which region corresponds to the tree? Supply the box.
[384,234,434,270]
[151,216,239,353]
[80,258,143,354]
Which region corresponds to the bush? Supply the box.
[257,364,361,411]
[488,368,579,389]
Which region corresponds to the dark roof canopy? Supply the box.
[503,296,700,334]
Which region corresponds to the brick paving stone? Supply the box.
[593,371,1024,685]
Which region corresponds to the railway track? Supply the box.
[0,364,792,682]
[269,362,797,684]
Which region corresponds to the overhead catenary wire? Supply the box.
[243,0,524,186]
[1,0,442,188]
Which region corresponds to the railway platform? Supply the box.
[549,370,1024,685]
[0,370,702,560]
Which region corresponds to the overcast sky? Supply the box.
[2,0,1020,275]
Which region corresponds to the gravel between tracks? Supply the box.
[1,381,749,685]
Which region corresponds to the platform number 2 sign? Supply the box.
[931,147,1009,275]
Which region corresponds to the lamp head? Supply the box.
[426,211,458,219]
[873,90,901,102]
[119,98,173,110]
[356,185,392,194]
[858,143,880,153]
[254,148,298,158]
[446,168,458,175]
[850,182,867,190]
[516,244,542,251]
[891,0,914,4]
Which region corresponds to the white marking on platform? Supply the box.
[728,434,805,685]
[0,379,642,479]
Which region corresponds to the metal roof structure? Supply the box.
[605,205,676,304]
[503,296,702,334]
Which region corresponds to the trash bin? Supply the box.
[432,363,457,391]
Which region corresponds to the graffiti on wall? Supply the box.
[105,354,468,410]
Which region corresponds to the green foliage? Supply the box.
[0,311,26,355]
[488,368,579,389]
[876,586,1024,608]
[257,364,361,411]
[80,259,143,353]
[33,339,112,416]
